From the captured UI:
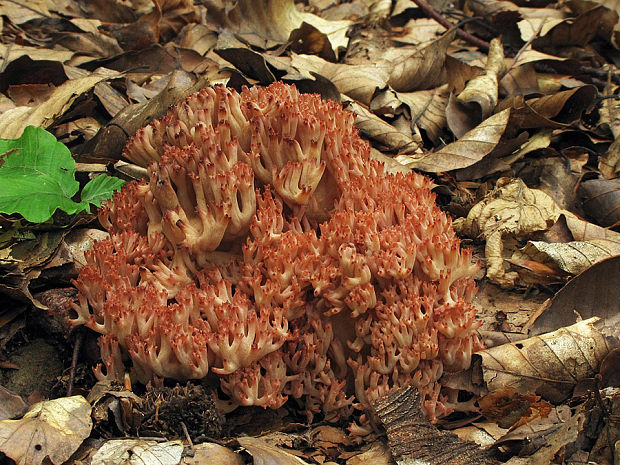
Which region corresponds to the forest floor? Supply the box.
[0,0,619,464]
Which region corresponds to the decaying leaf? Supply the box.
[579,178,620,228]
[369,385,498,464]
[515,239,620,275]
[448,38,506,137]
[477,317,616,402]
[91,439,184,465]
[479,387,552,431]
[525,255,620,338]
[495,404,585,464]
[454,177,562,286]
[404,109,511,173]
[0,386,27,421]
[343,99,422,153]
[207,0,352,54]
[384,29,456,92]
[238,437,311,465]
[0,395,92,465]
[181,443,243,465]
[0,72,114,139]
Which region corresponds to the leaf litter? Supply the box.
[0,0,618,464]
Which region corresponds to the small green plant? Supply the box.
[0,126,125,223]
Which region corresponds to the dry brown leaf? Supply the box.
[448,38,506,136]
[502,85,597,129]
[515,239,620,275]
[454,178,562,286]
[497,405,585,464]
[208,0,352,54]
[525,255,620,338]
[182,443,243,465]
[523,6,609,48]
[502,129,552,164]
[397,109,510,173]
[0,43,74,64]
[0,395,92,465]
[394,18,445,45]
[579,178,620,227]
[600,140,620,179]
[346,441,392,465]
[238,437,311,465]
[91,439,184,465]
[478,317,614,402]
[384,29,456,92]
[343,99,422,153]
[289,53,390,105]
[0,72,111,139]
[562,211,620,242]
[499,64,539,97]
[0,386,27,421]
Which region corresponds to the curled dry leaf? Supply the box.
[502,85,597,130]
[238,437,311,465]
[526,255,620,339]
[207,0,352,54]
[181,443,243,465]
[479,386,552,430]
[448,38,506,137]
[384,29,456,92]
[579,178,620,228]
[397,109,511,173]
[478,317,615,403]
[515,239,620,275]
[0,386,27,421]
[0,73,111,139]
[289,53,390,105]
[454,177,561,287]
[0,395,92,465]
[495,405,585,464]
[392,85,449,144]
[343,99,422,153]
[91,439,184,465]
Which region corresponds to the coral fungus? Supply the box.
[72,82,483,427]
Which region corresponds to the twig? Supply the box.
[67,329,85,397]
[410,0,490,51]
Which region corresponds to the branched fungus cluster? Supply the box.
[71,82,483,431]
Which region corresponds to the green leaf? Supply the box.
[80,175,125,208]
[0,126,125,223]
[0,126,82,222]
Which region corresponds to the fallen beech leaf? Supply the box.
[0,44,74,64]
[494,405,584,463]
[394,18,445,45]
[579,178,620,228]
[393,85,449,144]
[398,109,510,173]
[479,386,552,430]
[0,395,92,465]
[208,0,352,54]
[499,64,539,98]
[599,140,620,179]
[289,53,390,105]
[515,240,620,275]
[385,29,456,92]
[503,258,568,285]
[0,386,27,421]
[91,439,184,465]
[238,437,311,465]
[369,385,497,464]
[526,6,609,48]
[346,440,392,465]
[525,255,620,338]
[0,73,111,139]
[503,85,597,129]
[454,178,562,287]
[502,129,552,165]
[448,38,506,136]
[478,317,615,402]
[343,99,422,153]
[182,443,243,465]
